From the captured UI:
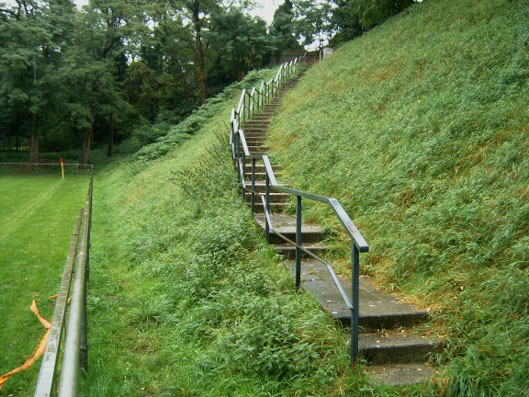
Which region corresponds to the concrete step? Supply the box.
[367,363,436,386]
[250,201,287,213]
[244,134,268,139]
[244,172,281,181]
[273,243,328,259]
[242,130,268,135]
[245,192,289,204]
[359,331,437,364]
[244,139,268,146]
[244,163,282,171]
[254,214,325,244]
[243,161,280,168]
[242,122,270,128]
[242,134,268,141]
[250,181,288,193]
[252,116,273,122]
[289,259,430,332]
[247,145,269,151]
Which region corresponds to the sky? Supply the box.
[74,0,283,24]
[248,0,283,24]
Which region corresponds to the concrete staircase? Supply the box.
[242,74,439,386]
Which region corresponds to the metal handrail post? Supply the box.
[251,158,256,213]
[236,134,240,183]
[265,174,270,242]
[296,195,302,289]
[241,152,246,201]
[351,245,360,362]
[243,95,246,123]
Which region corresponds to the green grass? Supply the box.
[74,70,399,396]
[267,0,529,395]
[0,175,89,394]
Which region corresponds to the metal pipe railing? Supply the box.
[34,176,93,397]
[228,55,369,362]
[259,163,367,361]
[33,211,83,397]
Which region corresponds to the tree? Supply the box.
[209,10,273,82]
[270,0,300,60]
[329,0,362,47]
[293,0,334,50]
[56,1,132,163]
[178,0,220,104]
[355,0,414,29]
[0,0,76,161]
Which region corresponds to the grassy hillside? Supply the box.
[78,70,380,396]
[268,0,529,395]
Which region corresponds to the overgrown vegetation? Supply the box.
[77,71,378,396]
[268,0,529,395]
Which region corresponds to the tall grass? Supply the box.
[268,0,529,394]
[80,71,374,395]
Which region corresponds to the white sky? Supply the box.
[74,0,283,24]
[248,0,283,24]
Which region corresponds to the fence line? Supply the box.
[34,176,93,397]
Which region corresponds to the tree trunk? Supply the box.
[80,108,95,165]
[107,112,114,158]
[193,4,207,104]
[28,113,39,162]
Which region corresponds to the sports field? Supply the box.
[0,174,89,394]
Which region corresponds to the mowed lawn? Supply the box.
[0,175,89,395]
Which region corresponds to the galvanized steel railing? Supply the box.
[34,176,93,397]
[230,58,303,148]
[229,58,369,362]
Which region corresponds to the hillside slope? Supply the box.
[269,0,529,394]
[78,70,375,396]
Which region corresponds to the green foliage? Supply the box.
[293,0,335,49]
[0,0,278,162]
[121,67,278,161]
[270,0,301,58]
[81,75,367,394]
[208,10,273,81]
[353,0,414,30]
[269,0,529,394]
[329,0,363,46]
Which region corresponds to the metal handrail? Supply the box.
[228,55,369,362]
[231,57,304,133]
[262,156,368,252]
[34,176,93,397]
[260,153,367,361]
[260,195,353,310]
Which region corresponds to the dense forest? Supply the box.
[0,0,413,163]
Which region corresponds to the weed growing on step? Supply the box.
[268,0,529,394]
